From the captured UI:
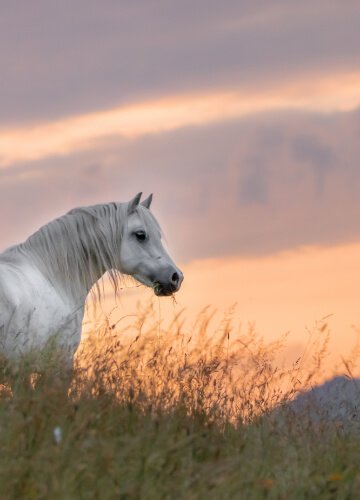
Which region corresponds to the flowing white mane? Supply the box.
[3,201,161,302]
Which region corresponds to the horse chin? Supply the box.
[153,283,175,297]
[132,276,172,296]
[154,288,172,297]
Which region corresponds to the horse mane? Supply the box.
[7,202,161,303]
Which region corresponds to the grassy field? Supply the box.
[0,305,359,499]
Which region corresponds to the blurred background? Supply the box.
[1,1,360,365]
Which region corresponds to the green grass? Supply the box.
[0,306,359,499]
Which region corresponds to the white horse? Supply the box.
[0,193,183,368]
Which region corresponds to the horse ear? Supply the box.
[141,193,153,209]
[127,192,142,214]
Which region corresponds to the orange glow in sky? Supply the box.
[90,242,360,371]
[1,71,359,167]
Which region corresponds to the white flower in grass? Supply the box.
[53,426,62,444]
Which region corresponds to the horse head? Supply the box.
[119,193,183,296]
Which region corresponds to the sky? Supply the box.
[1,1,360,368]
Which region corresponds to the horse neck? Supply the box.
[21,206,123,303]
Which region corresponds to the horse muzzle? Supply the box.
[153,269,183,296]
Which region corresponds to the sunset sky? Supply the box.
[1,1,360,367]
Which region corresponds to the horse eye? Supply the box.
[134,231,147,241]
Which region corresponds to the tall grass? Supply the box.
[0,305,359,499]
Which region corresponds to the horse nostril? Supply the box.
[171,272,179,284]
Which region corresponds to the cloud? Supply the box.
[238,156,269,205]
[1,107,359,261]
[1,71,360,167]
[291,135,334,193]
[1,1,359,124]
